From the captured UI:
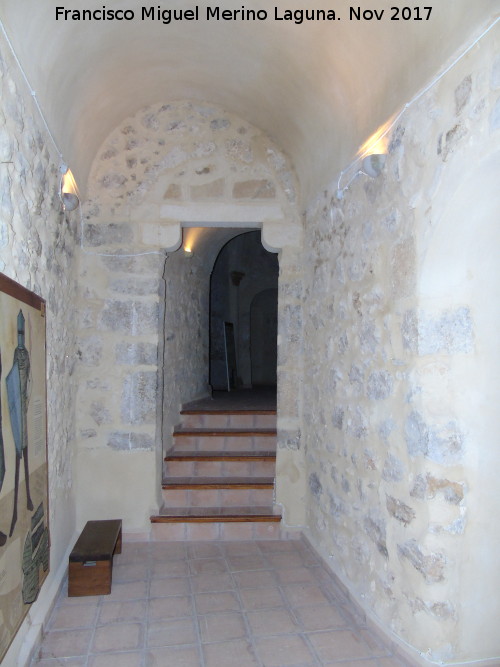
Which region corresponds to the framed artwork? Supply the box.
[0,272,49,662]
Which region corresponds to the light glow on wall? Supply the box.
[356,115,396,158]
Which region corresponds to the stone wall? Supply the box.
[296,27,500,663]
[77,101,299,532]
[0,34,78,664]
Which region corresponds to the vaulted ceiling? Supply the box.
[1,0,497,201]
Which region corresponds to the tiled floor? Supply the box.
[31,539,410,667]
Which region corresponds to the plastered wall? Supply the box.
[0,35,78,664]
[281,28,500,664]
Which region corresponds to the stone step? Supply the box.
[151,504,285,542]
[179,410,277,430]
[172,433,277,452]
[161,486,275,508]
[150,519,288,542]
[164,451,276,478]
[163,476,274,489]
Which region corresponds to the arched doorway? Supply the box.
[209,231,279,391]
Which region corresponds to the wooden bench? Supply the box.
[68,519,122,597]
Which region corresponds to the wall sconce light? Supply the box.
[60,165,80,211]
[361,153,387,178]
[183,246,194,258]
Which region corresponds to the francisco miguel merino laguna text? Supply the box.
[56,5,434,24]
[55,6,339,24]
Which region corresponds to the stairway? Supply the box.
[150,395,283,540]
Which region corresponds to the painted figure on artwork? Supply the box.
[0,347,6,546]
[6,310,34,537]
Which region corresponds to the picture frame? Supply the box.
[0,272,49,662]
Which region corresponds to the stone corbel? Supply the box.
[261,219,303,252]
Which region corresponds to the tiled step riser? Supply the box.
[151,521,296,541]
[173,435,277,452]
[162,487,274,508]
[165,460,275,478]
[180,413,276,429]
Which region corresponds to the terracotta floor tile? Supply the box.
[247,608,300,636]
[88,653,144,667]
[282,582,331,608]
[295,604,348,631]
[38,629,93,659]
[106,580,148,602]
[203,639,260,667]
[275,566,321,585]
[190,572,235,593]
[306,629,374,662]
[222,540,261,556]
[147,617,198,648]
[148,594,193,620]
[233,569,277,589]
[239,585,285,610]
[146,645,202,666]
[255,634,317,666]
[99,599,148,625]
[48,604,98,630]
[187,542,224,559]
[194,591,241,614]
[198,610,247,642]
[151,559,190,578]
[91,622,144,653]
[227,553,269,571]
[150,576,190,597]
[189,557,229,576]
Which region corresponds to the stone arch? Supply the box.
[84,100,301,251]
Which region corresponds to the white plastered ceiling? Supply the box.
[0,0,497,201]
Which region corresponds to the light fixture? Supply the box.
[361,153,386,178]
[183,246,194,258]
[60,165,80,211]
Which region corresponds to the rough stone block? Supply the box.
[121,371,157,424]
[427,421,464,465]
[405,411,429,457]
[108,431,154,451]
[331,406,344,430]
[84,223,134,247]
[382,453,404,482]
[418,307,473,355]
[309,472,323,498]
[233,180,276,199]
[386,495,415,525]
[90,402,112,426]
[367,371,393,400]
[397,539,446,583]
[99,301,159,334]
[190,178,224,199]
[163,183,181,199]
[401,309,418,353]
[77,336,103,366]
[116,342,158,365]
[364,513,388,558]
